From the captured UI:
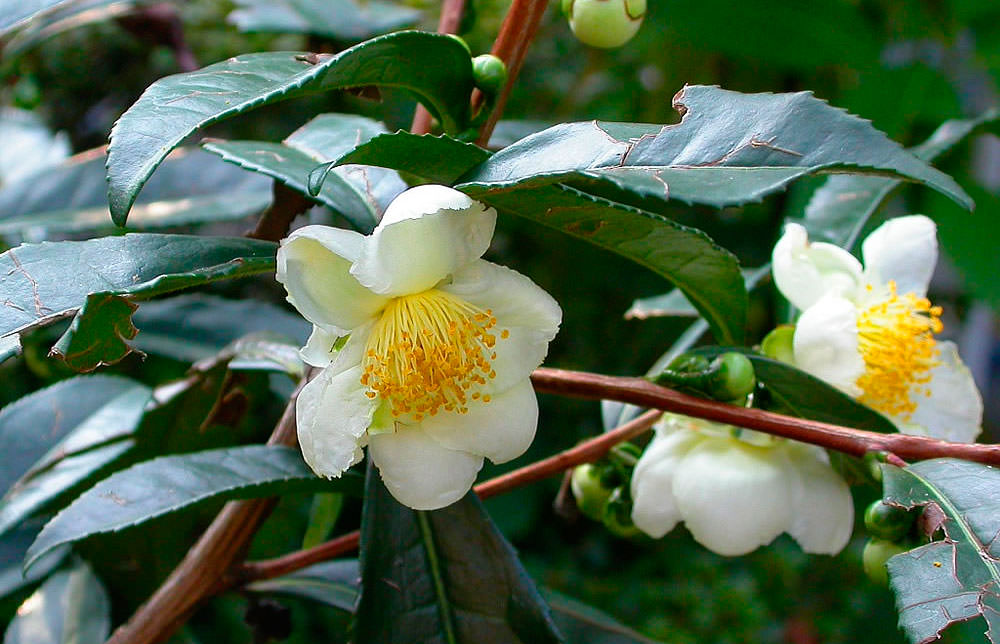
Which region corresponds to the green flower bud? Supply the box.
[706,352,757,401]
[571,464,614,520]
[602,488,641,538]
[566,0,646,49]
[472,54,507,96]
[864,500,913,542]
[862,538,907,586]
[760,325,796,364]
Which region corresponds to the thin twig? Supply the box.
[247,182,314,242]
[411,0,468,135]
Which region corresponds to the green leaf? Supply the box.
[882,459,1000,644]
[0,107,70,186]
[0,521,68,602]
[355,464,563,644]
[25,445,362,570]
[541,589,664,644]
[0,376,150,498]
[2,0,149,57]
[314,131,491,191]
[463,183,746,344]
[49,293,139,372]
[802,108,1000,247]
[0,147,271,236]
[108,31,474,224]
[456,86,972,212]
[0,234,276,342]
[131,294,310,363]
[247,559,360,612]
[203,114,407,233]
[0,0,74,37]
[3,560,111,644]
[302,493,343,549]
[228,0,419,42]
[625,265,770,320]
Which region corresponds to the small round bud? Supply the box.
[602,488,641,538]
[862,538,907,586]
[472,54,507,95]
[566,0,646,49]
[760,325,796,364]
[571,464,614,520]
[707,352,757,401]
[864,500,913,542]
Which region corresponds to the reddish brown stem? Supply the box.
[247,182,314,242]
[411,0,469,135]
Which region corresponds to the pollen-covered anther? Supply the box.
[856,281,942,418]
[360,289,508,418]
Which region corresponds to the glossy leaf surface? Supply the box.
[228,0,419,42]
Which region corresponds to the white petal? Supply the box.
[772,223,863,310]
[784,443,854,555]
[861,215,937,297]
[419,379,538,464]
[296,364,375,478]
[630,426,701,538]
[900,341,983,443]
[441,260,561,392]
[277,226,388,331]
[300,325,341,368]
[351,185,497,296]
[792,296,864,396]
[369,427,484,510]
[672,438,793,556]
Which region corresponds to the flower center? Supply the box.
[360,289,507,420]
[855,281,942,419]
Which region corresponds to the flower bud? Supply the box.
[565,0,646,49]
[706,352,757,401]
[571,464,615,520]
[864,500,913,542]
[472,54,507,95]
[862,538,907,586]
[761,325,796,364]
[602,487,641,537]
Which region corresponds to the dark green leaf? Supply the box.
[131,294,310,363]
[463,183,746,345]
[108,31,474,224]
[626,265,770,320]
[0,107,69,186]
[0,147,271,236]
[26,445,362,570]
[0,376,150,497]
[301,493,344,549]
[315,131,490,191]
[228,0,419,42]
[3,560,110,644]
[803,108,1000,247]
[248,559,360,612]
[456,86,972,211]
[883,459,1000,644]
[49,293,139,372]
[203,113,407,232]
[0,234,276,342]
[355,464,563,644]
[542,589,663,644]
[0,521,68,601]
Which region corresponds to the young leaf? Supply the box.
[803,108,1000,248]
[463,183,746,345]
[313,131,491,191]
[203,113,407,233]
[107,31,474,224]
[49,292,140,372]
[25,445,363,570]
[3,560,111,644]
[0,147,271,236]
[456,86,972,212]
[0,234,276,342]
[882,459,1000,644]
[228,0,420,42]
[355,466,564,644]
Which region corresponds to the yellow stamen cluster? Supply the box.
[856,281,943,418]
[361,289,505,420]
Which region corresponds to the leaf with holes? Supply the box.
[355,464,563,643]
[25,445,362,570]
[203,114,406,233]
[802,108,1000,248]
[314,131,491,191]
[0,147,271,236]
[455,86,972,212]
[108,31,474,224]
[228,0,419,42]
[882,459,1000,644]
[49,293,140,372]
[0,234,275,343]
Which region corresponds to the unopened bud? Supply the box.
[565,0,646,49]
[472,54,507,95]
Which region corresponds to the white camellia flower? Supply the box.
[772,215,982,443]
[276,185,562,510]
[630,414,853,556]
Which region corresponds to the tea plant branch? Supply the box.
[411,0,469,135]
[247,181,314,242]
[105,377,305,644]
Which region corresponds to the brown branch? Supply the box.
[474,0,550,145]
[231,409,661,586]
[105,379,305,644]
[246,182,314,242]
[411,0,468,135]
